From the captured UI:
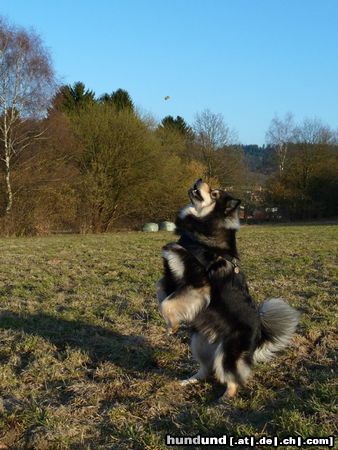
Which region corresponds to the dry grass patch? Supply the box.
[0,226,337,449]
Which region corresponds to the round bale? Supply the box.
[159,221,176,232]
[142,222,159,232]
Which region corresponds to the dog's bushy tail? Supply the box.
[254,298,300,363]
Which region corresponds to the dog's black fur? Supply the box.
[156,179,299,399]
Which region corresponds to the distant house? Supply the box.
[247,207,282,223]
[253,209,267,221]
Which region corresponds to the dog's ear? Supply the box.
[210,189,221,200]
[225,198,241,215]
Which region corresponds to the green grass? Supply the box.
[0,225,337,449]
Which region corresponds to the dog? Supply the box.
[156,179,300,399]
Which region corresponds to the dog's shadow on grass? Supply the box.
[0,310,160,375]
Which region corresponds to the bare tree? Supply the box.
[294,118,336,145]
[193,109,237,180]
[266,112,296,176]
[266,117,338,219]
[0,18,55,214]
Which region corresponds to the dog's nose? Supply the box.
[193,178,203,191]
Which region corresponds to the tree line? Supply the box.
[0,18,337,235]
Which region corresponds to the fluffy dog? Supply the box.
[156,179,300,399]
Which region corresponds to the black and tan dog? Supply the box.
[156,179,299,399]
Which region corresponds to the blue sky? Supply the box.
[2,0,337,144]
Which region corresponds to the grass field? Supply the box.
[0,225,337,449]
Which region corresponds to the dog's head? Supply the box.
[188,179,215,211]
[186,179,241,229]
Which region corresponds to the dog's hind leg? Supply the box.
[180,332,216,385]
[213,345,239,399]
[180,367,210,386]
[213,343,252,400]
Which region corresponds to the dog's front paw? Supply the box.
[207,257,232,278]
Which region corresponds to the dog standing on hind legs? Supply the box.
[156,179,300,400]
